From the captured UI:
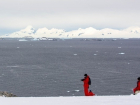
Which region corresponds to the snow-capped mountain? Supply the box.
[1,26,140,38]
[123,26,140,34]
[35,28,65,38]
[7,26,35,38]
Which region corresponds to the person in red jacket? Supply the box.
[133,77,140,95]
[81,74,94,96]
[81,74,89,96]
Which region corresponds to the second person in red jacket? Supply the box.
[133,77,140,95]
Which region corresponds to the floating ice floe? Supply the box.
[67,91,70,93]
[94,54,97,55]
[17,47,20,48]
[118,47,121,48]
[74,90,80,92]
[19,39,27,41]
[73,54,77,56]
[7,65,19,68]
[118,53,125,55]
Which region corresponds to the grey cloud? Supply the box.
[0,0,140,35]
[1,0,140,14]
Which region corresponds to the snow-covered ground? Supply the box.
[0,94,139,105]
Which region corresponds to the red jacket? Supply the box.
[133,81,140,93]
[83,76,90,87]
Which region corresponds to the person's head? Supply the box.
[84,74,87,77]
[137,77,140,81]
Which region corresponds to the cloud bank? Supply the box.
[0,0,140,35]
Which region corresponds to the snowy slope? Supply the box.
[6,26,35,38]
[0,95,139,105]
[1,26,140,38]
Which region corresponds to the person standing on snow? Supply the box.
[81,74,94,96]
[133,77,140,95]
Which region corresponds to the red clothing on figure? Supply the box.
[83,76,90,86]
[133,80,140,94]
[88,91,95,96]
[83,75,90,96]
[81,74,95,96]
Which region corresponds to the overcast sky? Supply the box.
[0,0,140,35]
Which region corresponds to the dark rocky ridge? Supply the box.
[0,91,16,97]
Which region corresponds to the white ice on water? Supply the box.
[67,90,80,92]
[7,65,19,68]
[118,53,125,54]
[74,90,80,92]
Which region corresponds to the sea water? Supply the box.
[0,39,140,96]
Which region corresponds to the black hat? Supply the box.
[137,77,140,80]
[84,74,87,76]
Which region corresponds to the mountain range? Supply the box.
[1,26,140,38]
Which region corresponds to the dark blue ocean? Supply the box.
[0,39,140,97]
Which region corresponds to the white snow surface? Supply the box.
[0,95,139,105]
[1,26,140,38]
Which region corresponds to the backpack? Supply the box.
[88,77,91,85]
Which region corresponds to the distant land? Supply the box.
[0,26,140,39]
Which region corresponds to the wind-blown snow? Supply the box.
[0,95,139,105]
[1,26,140,38]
